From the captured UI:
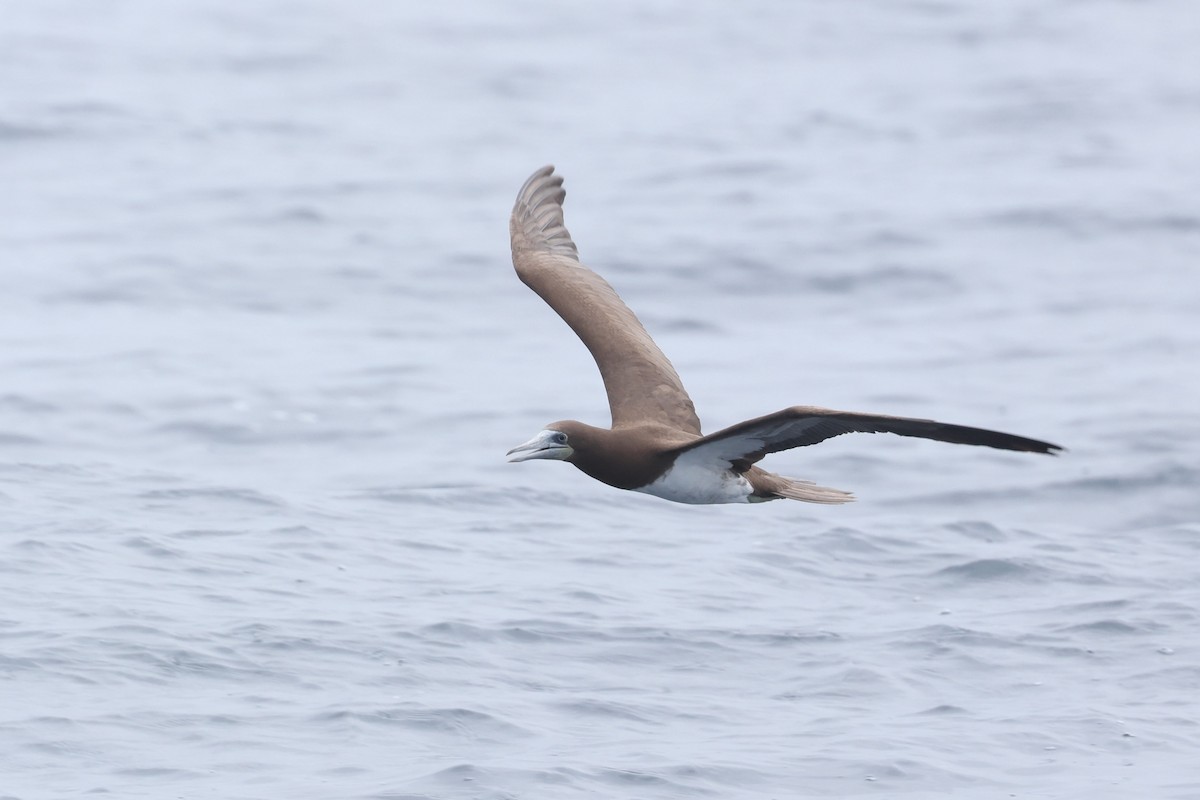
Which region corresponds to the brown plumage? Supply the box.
[506,165,1062,505]
[509,166,701,435]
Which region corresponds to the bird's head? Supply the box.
[506,422,576,463]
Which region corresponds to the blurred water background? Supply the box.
[2,1,1199,798]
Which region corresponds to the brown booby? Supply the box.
[506,165,1061,504]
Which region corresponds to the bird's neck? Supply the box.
[565,423,692,491]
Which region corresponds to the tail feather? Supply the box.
[746,467,855,504]
[750,473,855,504]
[774,477,855,504]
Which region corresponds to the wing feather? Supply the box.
[510,166,701,434]
[672,406,1062,470]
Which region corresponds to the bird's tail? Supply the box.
[756,475,856,504]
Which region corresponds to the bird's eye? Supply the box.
[553,432,568,444]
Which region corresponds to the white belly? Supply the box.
[632,457,754,505]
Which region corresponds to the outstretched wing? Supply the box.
[671,406,1062,470]
[509,165,701,434]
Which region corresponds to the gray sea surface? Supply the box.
[3,1,1200,798]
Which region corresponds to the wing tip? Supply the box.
[1003,433,1064,455]
[511,164,578,261]
[515,164,563,209]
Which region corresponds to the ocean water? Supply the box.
[2,1,1200,798]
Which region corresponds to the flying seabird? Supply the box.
[506,165,1061,504]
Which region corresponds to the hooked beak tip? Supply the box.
[506,443,539,462]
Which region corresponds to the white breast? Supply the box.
[632,450,754,505]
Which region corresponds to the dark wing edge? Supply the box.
[672,405,1063,468]
[508,166,702,434]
